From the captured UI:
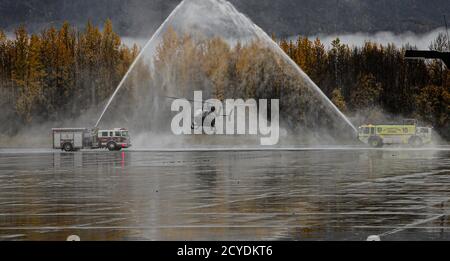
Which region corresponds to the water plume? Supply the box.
[96,0,357,147]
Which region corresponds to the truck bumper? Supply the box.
[118,143,132,148]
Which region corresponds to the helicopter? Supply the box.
[164,96,230,132]
[192,103,218,130]
[165,93,280,145]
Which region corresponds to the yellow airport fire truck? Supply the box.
[358,119,432,148]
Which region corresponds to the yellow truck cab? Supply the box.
[358,119,432,148]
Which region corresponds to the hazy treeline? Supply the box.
[0,20,138,134]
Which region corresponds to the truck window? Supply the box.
[115,131,121,137]
[377,128,382,133]
[421,128,429,134]
[110,132,113,137]
[364,128,370,135]
[122,131,129,137]
[370,127,375,135]
[102,132,108,137]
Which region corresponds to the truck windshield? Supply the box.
[122,131,129,137]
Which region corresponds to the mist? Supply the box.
[307,27,448,49]
[123,27,450,60]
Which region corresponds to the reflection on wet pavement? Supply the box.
[0,148,449,241]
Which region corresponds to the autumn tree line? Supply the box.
[0,20,138,135]
[0,21,449,141]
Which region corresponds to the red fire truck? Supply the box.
[52,128,131,152]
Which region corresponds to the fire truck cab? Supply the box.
[96,128,132,151]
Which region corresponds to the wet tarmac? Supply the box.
[0,147,450,241]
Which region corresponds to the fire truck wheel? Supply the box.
[368,136,383,148]
[107,142,117,151]
[409,136,423,147]
[63,143,73,152]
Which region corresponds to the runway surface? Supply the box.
[0,147,449,240]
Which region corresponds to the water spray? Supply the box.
[245,14,358,133]
[94,0,189,128]
[95,0,358,135]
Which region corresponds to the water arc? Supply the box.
[95,0,357,147]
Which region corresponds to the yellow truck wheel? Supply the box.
[369,137,383,148]
[409,136,423,147]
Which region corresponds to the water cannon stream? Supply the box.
[94,0,189,128]
[95,0,358,137]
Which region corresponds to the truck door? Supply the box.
[74,132,83,148]
[53,132,61,149]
